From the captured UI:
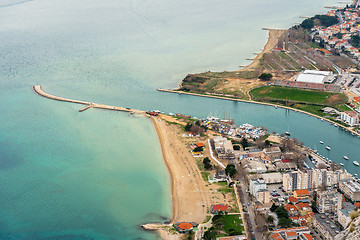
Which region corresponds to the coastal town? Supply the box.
[21,0,360,240]
[144,110,360,240]
[169,1,360,138]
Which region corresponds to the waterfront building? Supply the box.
[340,111,359,126]
[339,179,360,202]
[313,214,341,240]
[352,96,360,111]
[316,190,342,218]
[337,201,355,229]
[173,222,198,233]
[249,178,267,197]
[283,169,348,192]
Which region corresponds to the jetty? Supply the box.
[33,85,144,115]
[141,223,171,231]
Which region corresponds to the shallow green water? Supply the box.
[0,0,350,239]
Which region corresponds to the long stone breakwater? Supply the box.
[33,85,145,115]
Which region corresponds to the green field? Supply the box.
[250,86,347,106]
[212,214,244,237]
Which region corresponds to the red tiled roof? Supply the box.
[295,202,310,210]
[271,233,283,240]
[354,96,360,103]
[285,204,297,211]
[178,223,193,230]
[355,202,360,207]
[289,197,298,203]
[196,143,204,147]
[303,233,313,240]
[294,189,309,196]
[213,205,229,212]
[286,231,297,237]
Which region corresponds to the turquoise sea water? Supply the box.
[0,0,355,239]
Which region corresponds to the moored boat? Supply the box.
[319,141,324,144]
[354,161,359,166]
[344,156,349,160]
[340,163,344,166]
[326,146,331,150]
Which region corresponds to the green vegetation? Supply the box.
[275,206,295,228]
[203,157,212,170]
[301,15,338,29]
[203,215,212,224]
[259,73,273,81]
[240,138,249,148]
[194,146,204,152]
[233,145,241,150]
[351,35,360,48]
[225,164,237,178]
[301,18,314,29]
[203,214,244,239]
[251,86,346,106]
[201,172,210,181]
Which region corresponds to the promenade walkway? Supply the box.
[33,85,144,115]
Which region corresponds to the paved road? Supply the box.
[236,167,264,240]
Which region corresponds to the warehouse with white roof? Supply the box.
[295,70,333,84]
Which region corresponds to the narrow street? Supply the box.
[236,167,264,240]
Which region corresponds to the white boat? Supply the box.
[319,141,324,144]
[343,156,349,160]
[285,131,290,136]
[354,161,360,166]
[340,163,344,166]
[326,146,331,150]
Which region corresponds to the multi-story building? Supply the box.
[249,178,267,197]
[257,189,270,204]
[283,169,349,192]
[213,136,235,159]
[337,201,355,229]
[271,227,312,240]
[340,111,359,126]
[313,214,341,240]
[294,189,310,200]
[316,190,342,218]
[352,96,360,111]
[339,179,360,202]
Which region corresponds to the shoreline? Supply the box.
[241,29,287,71]
[149,116,212,239]
[157,88,360,137]
[150,117,178,223]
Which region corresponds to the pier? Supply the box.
[33,85,144,115]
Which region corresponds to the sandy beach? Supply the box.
[242,29,286,71]
[151,117,211,224]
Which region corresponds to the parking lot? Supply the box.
[267,184,289,204]
[337,73,360,96]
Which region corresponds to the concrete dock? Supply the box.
[33,85,144,115]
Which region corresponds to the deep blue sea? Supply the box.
[0,0,354,239]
